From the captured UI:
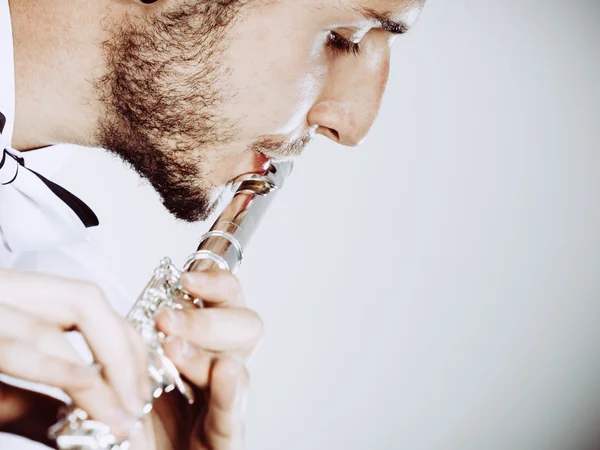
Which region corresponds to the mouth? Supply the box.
[250,133,313,162]
[253,150,273,172]
[221,134,311,188]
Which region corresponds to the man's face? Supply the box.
[97,0,423,222]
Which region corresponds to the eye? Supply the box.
[326,32,361,56]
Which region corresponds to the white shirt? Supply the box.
[0,2,134,448]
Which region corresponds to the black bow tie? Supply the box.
[0,111,99,233]
[1,149,99,228]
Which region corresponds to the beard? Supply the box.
[95,1,246,223]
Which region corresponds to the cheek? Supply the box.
[222,12,326,136]
[255,70,324,135]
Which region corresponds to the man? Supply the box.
[0,0,424,448]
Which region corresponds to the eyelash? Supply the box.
[327,32,361,56]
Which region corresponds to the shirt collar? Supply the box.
[0,0,15,148]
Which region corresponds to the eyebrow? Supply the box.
[355,6,411,35]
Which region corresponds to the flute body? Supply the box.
[49,161,293,450]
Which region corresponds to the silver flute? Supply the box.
[48,161,293,450]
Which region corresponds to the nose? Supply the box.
[307,49,391,147]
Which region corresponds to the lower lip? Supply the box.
[253,151,271,172]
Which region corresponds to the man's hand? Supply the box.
[154,269,262,450]
[0,268,150,442]
[0,382,65,446]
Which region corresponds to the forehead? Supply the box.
[313,0,425,29]
[358,0,426,15]
[370,0,425,23]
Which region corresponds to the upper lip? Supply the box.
[251,150,272,173]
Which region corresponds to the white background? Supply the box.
[50,1,600,449]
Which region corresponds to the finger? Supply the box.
[0,381,30,426]
[68,380,139,440]
[204,358,249,450]
[155,307,263,353]
[0,382,65,447]
[0,339,137,438]
[163,338,213,388]
[123,323,152,406]
[0,270,146,417]
[0,304,84,365]
[0,339,100,391]
[181,269,245,308]
[0,304,139,436]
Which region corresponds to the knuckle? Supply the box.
[226,271,241,289]
[240,365,250,388]
[207,413,234,439]
[212,269,243,297]
[64,367,101,390]
[137,348,150,381]
[233,290,245,306]
[200,310,215,339]
[137,339,150,366]
[0,341,21,371]
[248,310,264,341]
[205,268,226,284]
[128,323,147,350]
[75,282,109,319]
[216,356,245,381]
[28,324,56,349]
[80,282,106,305]
[183,351,212,388]
[229,276,245,302]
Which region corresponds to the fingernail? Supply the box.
[165,337,195,359]
[182,271,208,287]
[163,308,185,329]
[124,386,147,418]
[112,410,138,437]
[126,420,144,442]
[231,373,247,412]
[132,398,147,418]
[180,339,195,358]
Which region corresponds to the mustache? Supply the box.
[250,134,313,160]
